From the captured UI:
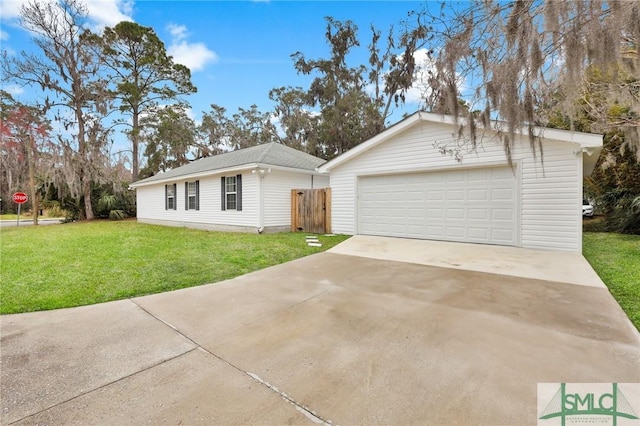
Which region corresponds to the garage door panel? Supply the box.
[493,229,515,241]
[427,208,444,219]
[426,190,444,201]
[445,227,465,238]
[358,167,517,246]
[492,188,514,200]
[468,209,488,220]
[468,189,489,201]
[447,208,465,219]
[447,173,466,183]
[447,189,465,201]
[493,208,515,221]
[468,227,489,239]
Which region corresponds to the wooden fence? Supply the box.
[291,188,331,234]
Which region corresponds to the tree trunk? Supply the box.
[76,107,94,220]
[132,108,139,181]
[83,177,94,220]
[27,134,39,225]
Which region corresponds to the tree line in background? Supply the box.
[1,0,638,233]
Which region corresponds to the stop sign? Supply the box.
[12,192,28,204]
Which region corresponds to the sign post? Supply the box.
[12,192,28,226]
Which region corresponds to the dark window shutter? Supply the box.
[221,176,226,210]
[165,185,168,210]
[173,184,177,210]
[195,180,200,210]
[236,174,242,211]
[185,182,188,210]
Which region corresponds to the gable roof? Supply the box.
[318,111,603,175]
[131,142,327,187]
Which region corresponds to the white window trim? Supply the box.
[225,176,237,210]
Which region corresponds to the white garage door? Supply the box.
[358,167,518,246]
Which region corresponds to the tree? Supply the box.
[2,0,111,220]
[140,104,195,176]
[367,12,432,120]
[90,21,197,181]
[271,16,433,159]
[227,105,279,150]
[0,92,53,224]
[195,104,233,157]
[291,18,384,158]
[544,69,640,233]
[424,0,640,161]
[269,86,320,155]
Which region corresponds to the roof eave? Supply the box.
[129,163,260,188]
[255,163,328,175]
[318,111,604,172]
[129,162,326,189]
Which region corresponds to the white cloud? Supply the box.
[364,48,435,108]
[85,0,133,29]
[404,48,435,105]
[166,22,217,72]
[0,0,133,32]
[0,0,22,21]
[166,23,188,41]
[3,84,24,96]
[168,41,217,72]
[0,29,9,41]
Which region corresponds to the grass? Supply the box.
[583,232,640,331]
[0,213,62,221]
[2,221,637,331]
[1,214,25,221]
[0,221,350,314]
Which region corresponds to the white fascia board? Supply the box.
[129,164,258,188]
[318,111,603,173]
[420,111,603,148]
[254,163,327,176]
[534,127,603,148]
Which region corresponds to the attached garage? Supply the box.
[318,112,603,252]
[358,166,517,245]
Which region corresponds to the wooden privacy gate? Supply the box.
[291,188,331,234]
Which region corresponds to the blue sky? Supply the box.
[1,0,430,129]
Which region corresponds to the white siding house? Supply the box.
[318,112,602,252]
[130,143,329,233]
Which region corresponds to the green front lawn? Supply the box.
[583,232,640,331]
[2,222,637,332]
[0,221,349,314]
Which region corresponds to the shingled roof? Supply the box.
[131,143,326,187]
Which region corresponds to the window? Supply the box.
[221,174,242,211]
[165,184,176,210]
[225,176,237,210]
[185,181,199,210]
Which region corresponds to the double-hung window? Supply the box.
[221,174,242,211]
[185,181,199,210]
[225,176,237,210]
[165,184,176,210]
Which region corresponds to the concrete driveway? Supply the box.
[2,236,639,425]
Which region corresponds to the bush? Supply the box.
[96,192,130,221]
[603,195,640,234]
[41,200,68,218]
[108,209,127,220]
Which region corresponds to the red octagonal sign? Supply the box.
[13,192,28,204]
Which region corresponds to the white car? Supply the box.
[582,199,594,217]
